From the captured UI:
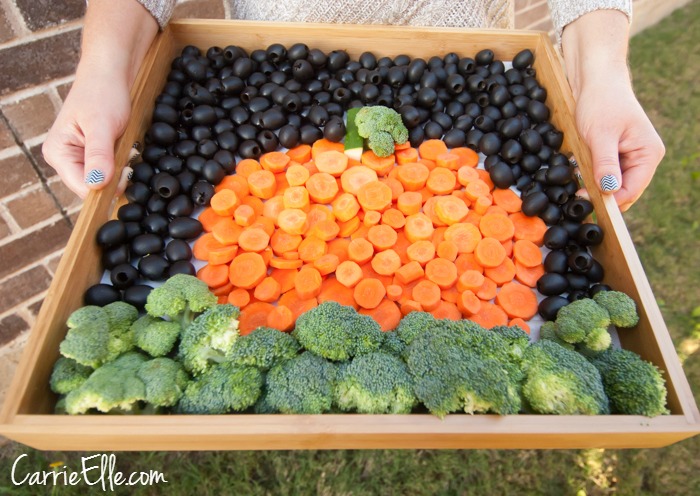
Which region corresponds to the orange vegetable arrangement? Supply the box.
[194,138,546,334]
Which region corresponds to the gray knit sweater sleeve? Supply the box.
[136,0,176,29]
[548,0,632,44]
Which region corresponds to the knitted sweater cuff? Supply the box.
[548,0,632,46]
[135,0,176,29]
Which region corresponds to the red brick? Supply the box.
[56,81,73,101]
[15,0,85,31]
[0,29,81,96]
[0,216,10,240]
[0,151,40,198]
[48,177,82,212]
[0,219,72,280]
[0,313,29,346]
[28,299,44,319]
[2,93,57,142]
[515,1,550,29]
[45,251,64,276]
[0,119,16,150]
[0,4,18,44]
[5,186,62,229]
[29,141,56,180]
[173,0,225,19]
[0,265,52,315]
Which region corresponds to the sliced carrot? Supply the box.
[227,288,251,309]
[212,219,243,246]
[396,191,422,216]
[198,207,228,233]
[306,219,340,242]
[397,162,430,191]
[311,138,344,160]
[286,163,310,187]
[484,257,516,286]
[395,260,425,285]
[400,300,423,316]
[455,252,484,275]
[208,244,238,266]
[367,224,398,252]
[247,170,277,199]
[479,213,515,242]
[277,208,308,235]
[306,172,339,204]
[463,210,483,228]
[303,160,319,175]
[357,180,393,212]
[435,152,460,171]
[381,208,406,230]
[418,139,448,161]
[425,258,458,290]
[331,192,360,222]
[501,239,514,258]
[363,210,381,227]
[381,177,405,202]
[451,147,479,168]
[485,205,509,217]
[294,266,322,300]
[361,150,395,176]
[394,141,411,151]
[338,216,361,237]
[229,252,268,289]
[496,281,539,320]
[282,251,299,260]
[396,147,419,165]
[406,240,436,266]
[457,290,482,316]
[426,167,457,195]
[237,228,270,253]
[287,144,312,164]
[474,237,507,268]
[261,195,285,221]
[274,172,290,194]
[473,195,492,216]
[436,240,459,262]
[270,230,302,255]
[269,257,304,270]
[441,286,459,304]
[429,300,462,321]
[393,231,411,265]
[215,175,249,198]
[404,213,435,243]
[444,222,482,253]
[327,238,351,263]
[313,253,340,276]
[457,165,480,187]
[306,203,335,226]
[476,277,498,301]
[239,302,276,335]
[266,305,295,332]
[283,186,310,210]
[211,283,234,299]
[340,165,378,195]
[336,260,363,288]
[279,289,318,322]
[359,299,402,332]
[298,235,328,263]
[318,276,358,309]
[469,302,508,329]
[421,196,444,227]
[508,318,531,334]
[510,212,548,246]
[492,188,523,213]
[254,276,282,303]
[371,249,402,276]
[270,267,298,294]
[260,151,291,173]
[513,239,542,268]
[315,150,348,177]
[457,269,486,293]
[435,196,469,225]
[476,168,495,191]
[250,216,276,237]
[193,232,224,261]
[210,189,240,216]
[411,280,441,311]
[418,158,436,170]
[386,284,403,302]
[464,179,491,201]
[353,278,387,309]
[235,158,262,178]
[351,223,371,242]
[197,263,230,289]
[242,195,265,218]
[514,261,545,288]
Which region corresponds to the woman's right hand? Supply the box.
[42,71,132,199]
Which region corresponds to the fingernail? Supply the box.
[85,169,105,185]
[600,175,619,192]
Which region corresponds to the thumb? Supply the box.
[588,130,622,194]
[83,126,118,190]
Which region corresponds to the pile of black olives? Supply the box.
[85,43,609,320]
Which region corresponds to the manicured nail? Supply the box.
[600,175,619,192]
[85,169,105,185]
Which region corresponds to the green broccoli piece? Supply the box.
[583,327,612,352]
[176,361,263,414]
[521,340,609,415]
[491,325,530,363]
[593,290,639,328]
[178,304,240,375]
[64,352,149,414]
[131,315,181,357]
[103,302,138,360]
[379,331,406,357]
[145,274,217,325]
[137,358,190,408]
[253,390,278,414]
[396,311,436,346]
[354,106,409,157]
[229,326,301,370]
[54,397,67,415]
[555,298,611,347]
[589,348,668,416]
[405,325,521,417]
[293,301,383,361]
[50,357,92,395]
[335,352,417,414]
[265,352,336,414]
[538,321,575,350]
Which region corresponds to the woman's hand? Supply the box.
[43,73,131,198]
[563,10,665,211]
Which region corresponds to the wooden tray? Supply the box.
[1,20,698,451]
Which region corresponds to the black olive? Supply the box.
[120,284,151,310]
[357,84,377,104]
[405,58,425,83]
[102,244,130,269]
[300,124,323,144]
[566,272,590,290]
[537,145,552,163]
[543,130,563,150]
[521,191,549,217]
[152,172,180,199]
[542,225,568,250]
[457,57,475,75]
[307,48,327,67]
[258,108,284,131]
[148,122,178,146]
[489,85,510,107]
[222,76,244,95]
[567,290,589,302]
[545,165,572,186]
[265,43,286,63]
[478,132,502,156]
[179,169,198,193]
[168,217,203,240]
[163,239,191,264]
[84,284,121,306]
[515,175,532,192]
[291,59,313,81]
[282,93,301,113]
[498,117,522,139]
[586,260,604,283]
[589,283,612,296]
[504,68,522,85]
[222,45,246,62]
[559,219,582,238]
[124,182,150,205]
[278,125,300,149]
[191,181,215,206]
[475,49,494,66]
[248,96,272,114]
[183,58,207,81]
[416,107,431,124]
[357,51,376,70]
[110,263,139,290]
[325,102,344,117]
[500,100,517,118]
[156,93,178,107]
[453,115,473,132]
[424,121,443,139]
[518,155,539,175]
[229,106,250,126]
[512,49,534,70]
[546,186,569,205]
[146,194,167,215]
[408,125,425,147]
[130,163,154,186]
[232,57,254,79]
[527,100,550,122]
[415,87,437,108]
[255,130,277,153]
[96,220,127,247]
[443,128,466,148]
[484,155,502,171]
[248,111,264,128]
[142,214,169,237]
[234,124,256,142]
[172,141,196,160]
[240,86,259,104]
[576,223,604,246]
[489,162,515,189]
[465,129,484,150]
[482,105,502,121]
[116,203,144,223]
[183,82,215,105]
[190,125,211,142]
[543,250,568,274]
[202,159,226,184]
[287,42,309,62]
[488,60,505,75]
[169,260,197,277]
[537,273,569,297]
[474,91,490,107]
[327,49,349,71]
[164,194,193,219]
[568,249,594,274]
[386,66,405,88]
[519,129,543,154]
[323,116,345,142]
[529,85,547,102]
[501,139,523,164]
[431,111,452,130]
[564,198,594,222]
[152,103,178,125]
[138,255,170,281]
[197,139,218,159]
[306,105,328,127]
[156,155,183,175]
[474,114,495,132]
[540,203,562,225]
[512,94,530,111]
[523,181,545,198]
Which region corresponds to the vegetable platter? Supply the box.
[1,20,698,451]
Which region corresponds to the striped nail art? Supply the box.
[85,169,105,185]
[600,175,619,192]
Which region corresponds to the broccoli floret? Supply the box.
[589,348,668,416]
[176,361,263,414]
[522,340,609,415]
[229,326,301,370]
[491,325,530,363]
[405,325,521,417]
[538,321,575,350]
[137,358,190,408]
[396,311,436,345]
[354,106,409,157]
[50,357,92,395]
[65,352,149,414]
[583,327,612,352]
[335,352,417,414]
[265,352,336,414]
[555,298,611,346]
[103,302,138,360]
[593,291,639,328]
[131,315,181,357]
[379,331,406,357]
[145,274,217,325]
[178,304,240,375]
[293,301,383,361]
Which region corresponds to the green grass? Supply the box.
[1,3,699,494]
